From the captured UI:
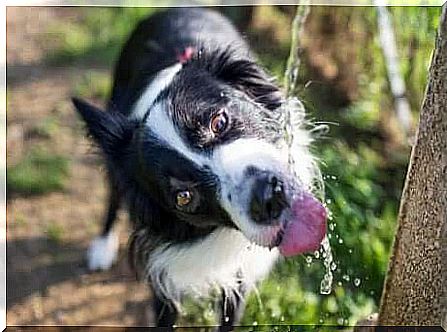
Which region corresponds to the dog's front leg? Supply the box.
[152,292,178,329]
[217,285,247,332]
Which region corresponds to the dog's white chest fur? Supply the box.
[147,228,279,301]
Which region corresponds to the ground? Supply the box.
[7,7,151,326]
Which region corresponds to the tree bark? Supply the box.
[378,4,446,326]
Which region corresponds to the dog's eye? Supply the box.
[210,110,229,135]
[175,190,193,207]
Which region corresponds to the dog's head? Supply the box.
[73,49,326,256]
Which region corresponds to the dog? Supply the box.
[72,7,327,329]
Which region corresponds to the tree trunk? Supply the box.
[378,4,446,326]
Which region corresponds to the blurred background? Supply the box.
[6,5,441,327]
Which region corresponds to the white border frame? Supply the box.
[1,1,444,331]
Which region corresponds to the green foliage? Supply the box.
[391,6,440,111]
[7,148,70,195]
[179,296,217,326]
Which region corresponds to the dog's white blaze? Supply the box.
[131,63,182,120]
[87,232,119,271]
[146,102,207,167]
[147,228,279,302]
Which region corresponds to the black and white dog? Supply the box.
[73,7,327,329]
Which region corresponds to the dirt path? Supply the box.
[7,7,150,326]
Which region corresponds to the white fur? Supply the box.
[146,228,279,304]
[87,232,119,271]
[146,101,207,167]
[131,63,182,120]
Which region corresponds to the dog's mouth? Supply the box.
[265,192,327,257]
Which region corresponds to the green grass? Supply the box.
[45,222,65,243]
[46,7,159,66]
[7,149,70,195]
[27,116,60,139]
[74,71,112,100]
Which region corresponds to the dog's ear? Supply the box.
[72,97,134,159]
[197,50,283,110]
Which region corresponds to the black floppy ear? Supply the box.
[219,60,283,110]
[192,49,284,110]
[72,97,134,159]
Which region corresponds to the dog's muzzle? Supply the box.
[243,166,327,257]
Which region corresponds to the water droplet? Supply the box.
[337,317,344,325]
[280,316,284,322]
[343,274,350,282]
[253,321,258,326]
[326,198,332,204]
[320,275,333,294]
[348,249,353,254]
[319,319,323,324]
[225,316,229,322]
[314,250,320,259]
[338,238,344,244]
[337,281,342,286]
[354,278,361,287]
[306,256,313,264]
[329,223,335,231]
[331,175,337,180]
[330,262,337,271]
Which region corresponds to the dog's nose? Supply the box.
[249,174,288,224]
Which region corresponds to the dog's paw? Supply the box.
[87,233,119,271]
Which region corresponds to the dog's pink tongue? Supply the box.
[279,192,327,257]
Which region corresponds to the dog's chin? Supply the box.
[242,191,328,257]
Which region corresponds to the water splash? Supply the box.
[282,98,335,295]
[319,236,334,295]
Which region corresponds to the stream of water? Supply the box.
[283,4,335,296]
